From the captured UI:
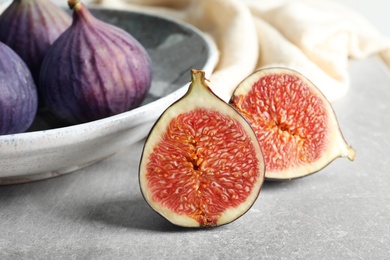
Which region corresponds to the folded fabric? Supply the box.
[247,0,390,101]
[3,0,388,102]
[84,0,390,102]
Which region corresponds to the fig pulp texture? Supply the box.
[40,1,152,124]
[139,70,265,227]
[0,42,38,135]
[230,67,356,180]
[0,0,71,86]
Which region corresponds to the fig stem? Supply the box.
[191,69,206,84]
[68,0,81,10]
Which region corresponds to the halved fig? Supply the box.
[230,67,355,180]
[139,70,265,227]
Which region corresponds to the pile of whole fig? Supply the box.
[0,0,152,135]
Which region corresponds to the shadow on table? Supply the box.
[80,197,212,233]
[261,179,302,190]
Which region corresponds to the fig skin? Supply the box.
[0,0,71,86]
[139,70,265,228]
[230,67,355,180]
[0,42,38,135]
[39,1,152,124]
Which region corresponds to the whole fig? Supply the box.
[0,0,71,86]
[39,0,153,124]
[0,41,38,135]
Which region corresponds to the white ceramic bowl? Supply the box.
[0,8,218,184]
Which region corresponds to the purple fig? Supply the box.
[0,41,38,135]
[0,0,71,86]
[39,0,153,124]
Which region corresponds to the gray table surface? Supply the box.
[2,1,390,259]
[1,56,390,260]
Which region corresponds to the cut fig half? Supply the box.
[139,70,265,227]
[230,67,356,180]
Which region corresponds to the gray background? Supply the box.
[336,0,390,37]
[1,0,390,259]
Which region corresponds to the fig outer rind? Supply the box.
[231,67,355,180]
[39,2,152,124]
[0,42,38,135]
[0,0,71,86]
[139,70,265,227]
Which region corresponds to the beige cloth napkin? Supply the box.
[86,0,390,102]
[3,0,389,102]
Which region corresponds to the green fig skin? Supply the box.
[39,2,153,124]
[0,42,38,135]
[0,0,71,87]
